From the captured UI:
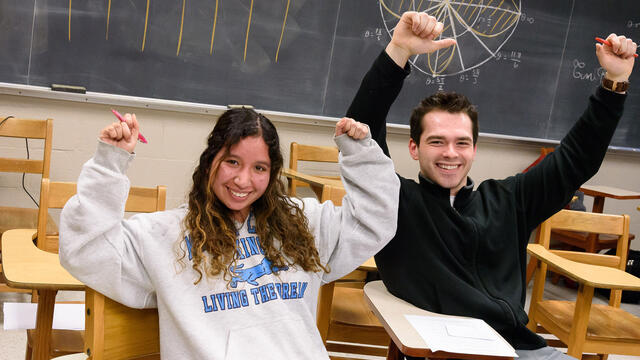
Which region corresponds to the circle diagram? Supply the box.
[380,0,522,76]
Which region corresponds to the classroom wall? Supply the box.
[2,93,640,251]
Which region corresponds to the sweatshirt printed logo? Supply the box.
[185,212,308,314]
[229,257,289,288]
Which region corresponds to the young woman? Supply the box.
[59,108,399,359]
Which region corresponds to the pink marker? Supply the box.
[595,37,638,58]
[111,109,148,144]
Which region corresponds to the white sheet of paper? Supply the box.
[446,323,498,340]
[3,303,85,330]
[405,314,517,358]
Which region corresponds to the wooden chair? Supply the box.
[314,184,390,359]
[527,209,640,359]
[0,117,55,293]
[522,147,634,285]
[24,179,166,360]
[81,288,159,360]
[287,142,340,197]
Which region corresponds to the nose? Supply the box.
[234,167,251,187]
[442,143,457,158]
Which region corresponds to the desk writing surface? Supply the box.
[579,185,640,200]
[358,257,377,272]
[1,229,83,291]
[363,281,514,359]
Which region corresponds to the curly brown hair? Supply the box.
[179,108,329,285]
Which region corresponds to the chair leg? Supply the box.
[25,341,33,360]
[386,339,402,360]
[566,283,594,359]
[32,289,57,360]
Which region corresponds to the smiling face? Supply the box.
[210,136,271,222]
[409,110,477,195]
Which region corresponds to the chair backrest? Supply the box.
[0,117,53,178]
[538,209,630,306]
[36,179,167,252]
[288,142,339,196]
[84,289,160,360]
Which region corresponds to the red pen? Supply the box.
[595,37,638,58]
[111,109,148,144]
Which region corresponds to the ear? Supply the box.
[408,138,420,160]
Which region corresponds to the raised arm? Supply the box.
[346,12,455,156]
[299,118,400,283]
[519,34,636,230]
[59,115,160,308]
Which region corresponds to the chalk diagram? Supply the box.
[67,0,291,62]
[380,0,521,76]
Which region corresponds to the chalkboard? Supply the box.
[1,0,639,150]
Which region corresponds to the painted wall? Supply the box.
[2,93,640,250]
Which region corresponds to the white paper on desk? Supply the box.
[3,303,85,330]
[405,314,517,358]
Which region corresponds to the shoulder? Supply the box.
[126,205,187,239]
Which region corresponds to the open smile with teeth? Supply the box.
[230,189,249,198]
[437,164,459,170]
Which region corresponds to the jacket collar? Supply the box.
[418,173,475,207]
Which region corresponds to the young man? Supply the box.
[346,11,636,360]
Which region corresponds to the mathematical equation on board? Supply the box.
[423,50,524,90]
[628,20,640,29]
[364,28,385,41]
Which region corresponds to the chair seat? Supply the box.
[537,300,640,342]
[27,329,85,355]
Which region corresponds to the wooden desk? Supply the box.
[1,229,84,360]
[559,185,640,252]
[579,185,640,213]
[364,281,514,360]
[282,168,343,200]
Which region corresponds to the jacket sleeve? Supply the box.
[59,141,157,308]
[346,50,410,157]
[517,86,626,235]
[301,132,400,283]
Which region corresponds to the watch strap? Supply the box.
[602,77,629,92]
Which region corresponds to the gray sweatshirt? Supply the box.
[59,132,399,359]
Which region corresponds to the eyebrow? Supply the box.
[226,153,271,167]
[425,135,473,142]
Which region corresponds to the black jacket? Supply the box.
[346,51,626,349]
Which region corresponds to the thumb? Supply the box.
[431,38,457,51]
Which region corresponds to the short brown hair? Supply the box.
[409,92,478,145]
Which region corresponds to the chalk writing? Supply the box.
[364,28,384,41]
[571,59,605,82]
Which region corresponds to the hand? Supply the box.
[385,11,457,67]
[596,33,636,82]
[99,113,140,153]
[335,117,369,140]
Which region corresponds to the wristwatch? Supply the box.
[601,77,629,93]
